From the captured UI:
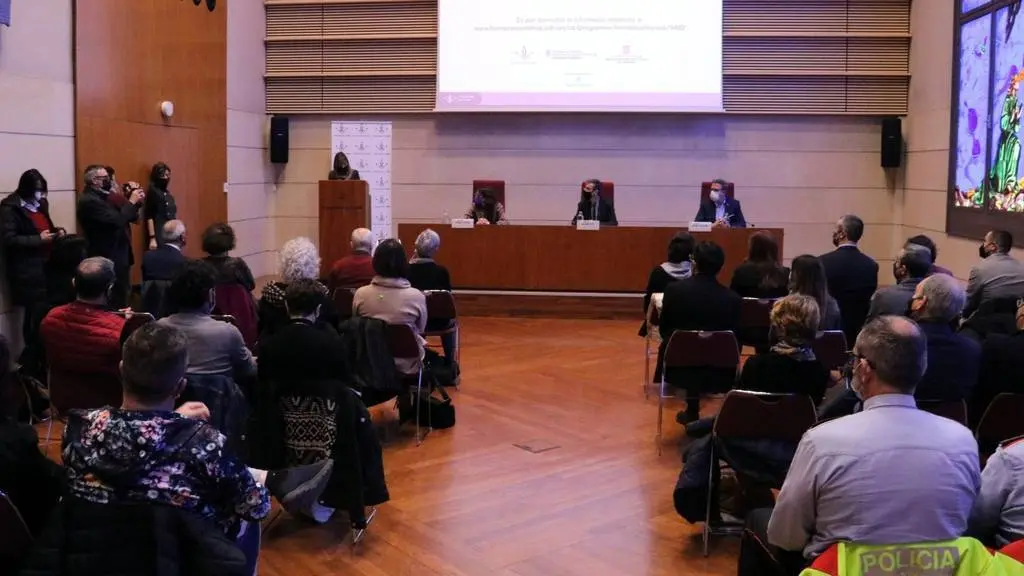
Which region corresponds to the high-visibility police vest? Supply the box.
[799,538,1010,576]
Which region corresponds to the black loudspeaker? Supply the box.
[881,117,902,168]
[270,116,289,164]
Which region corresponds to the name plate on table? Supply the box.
[688,221,713,233]
[576,219,600,231]
[451,218,475,229]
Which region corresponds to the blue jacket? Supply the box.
[694,197,746,227]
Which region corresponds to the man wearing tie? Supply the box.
[694,179,746,229]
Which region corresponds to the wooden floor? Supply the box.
[258,317,738,576]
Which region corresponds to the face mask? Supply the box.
[158,177,170,187]
[892,262,905,283]
[100,178,113,192]
[474,196,484,208]
[33,191,43,203]
[846,361,865,400]
[979,244,990,259]
[710,190,723,204]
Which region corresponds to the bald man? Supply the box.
[142,219,187,282]
[328,227,375,290]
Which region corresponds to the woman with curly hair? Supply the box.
[258,237,338,338]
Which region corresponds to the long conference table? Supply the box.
[396,224,784,293]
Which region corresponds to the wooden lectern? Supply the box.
[318,180,369,277]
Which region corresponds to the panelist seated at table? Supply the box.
[464,187,508,225]
[694,178,746,229]
[570,179,618,226]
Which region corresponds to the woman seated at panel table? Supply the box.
[464,188,508,225]
[729,231,789,299]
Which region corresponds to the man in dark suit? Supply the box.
[819,214,879,345]
[694,178,746,228]
[142,220,188,282]
[570,179,617,225]
[964,229,1024,320]
[866,242,932,320]
[76,165,144,308]
[908,273,980,402]
[659,241,741,423]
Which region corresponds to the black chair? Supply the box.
[657,330,740,454]
[812,330,848,373]
[642,297,662,400]
[383,324,428,445]
[423,290,460,377]
[332,289,356,321]
[917,399,968,426]
[704,390,817,555]
[738,298,775,352]
[977,393,1024,461]
[0,489,32,567]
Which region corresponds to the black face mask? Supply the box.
[979,244,990,259]
[157,177,170,187]
[100,179,113,192]
[583,191,595,201]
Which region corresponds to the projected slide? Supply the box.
[436,0,723,112]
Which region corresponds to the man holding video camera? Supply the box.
[76,165,145,309]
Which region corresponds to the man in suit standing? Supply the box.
[819,214,879,345]
[142,220,188,282]
[76,165,144,309]
[866,243,932,320]
[964,229,1024,320]
[659,241,741,423]
[694,178,746,228]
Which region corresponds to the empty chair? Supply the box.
[812,330,849,372]
[423,290,459,365]
[213,284,258,349]
[737,298,775,352]
[333,288,356,320]
[977,393,1024,458]
[917,399,968,426]
[384,323,428,445]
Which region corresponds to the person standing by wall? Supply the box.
[145,162,178,250]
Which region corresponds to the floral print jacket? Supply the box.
[62,408,270,532]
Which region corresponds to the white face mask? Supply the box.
[33,191,43,203]
[710,190,723,204]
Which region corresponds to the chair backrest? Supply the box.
[700,181,736,203]
[918,399,969,426]
[212,283,258,349]
[424,290,457,321]
[713,390,817,442]
[472,179,506,206]
[0,489,32,560]
[48,366,123,415]
[740,298,775,329]
[119,312,155,347]
[384,323,421,361]
[812,330,849,372]
[663,330,740,370]
[140,280,171,319]
[977,393,1024,446]
[333,288,356,319]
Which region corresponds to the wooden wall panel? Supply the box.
[75,0,227,282]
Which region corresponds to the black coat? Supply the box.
[0,195,56,306]
[694,197,747,227]
[916,320,981,403]
[571,199,617,225]
[254,320,389,525]
[15,497,246,576]
[657,274,742,391]
[819,245,879,344]
[728,261,790,299]
[408,260,452,292]
[144,185,177,246]
[141,245,186,282]
[76,188,140,268]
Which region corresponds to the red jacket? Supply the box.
[41,302,127,409]
[328,253,375,291]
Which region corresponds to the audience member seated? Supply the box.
[866,242,932,320]
[354,238,427,375]
[57,323,334,573]
[328,227,376,291]
[465,187,508,225]
[142,220,188,281]
[408,229,456,365]
[0,335,64,540]
[819,214,879,344]
[739,295,830,405]
[159,260,255,439]
[729,231,789,299]
[973,299,1024,426]
[40,257,127,396]
[788,254,842,331]
[908,273,980,402]
[658,241,741,424]
[907,233,953,276]
[970,436,1024,548]
[259,237,339,339]
[738,316,980,575]
[640,232,694,337]
[965,229,1024,320]
[201,222,256,292]
[256,280,389,527]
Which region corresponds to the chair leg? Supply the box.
[656,376,665,456]
[351,506,377,547]
[454,326,461,389]
[643,336,651,400]
[415,369,425,446]
[44,416,54,446]
[703,440,716,557]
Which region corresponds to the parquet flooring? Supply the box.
[259,317,737,576]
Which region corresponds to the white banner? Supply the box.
[330,121,393,245]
